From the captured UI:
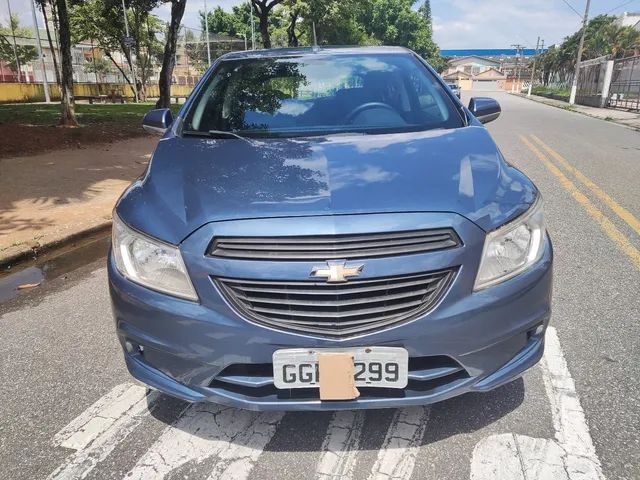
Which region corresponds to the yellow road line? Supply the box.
[530,134,640,237]
[519,134,640,271]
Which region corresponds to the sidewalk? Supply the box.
[0,137,158,267]
[514,93,640,131]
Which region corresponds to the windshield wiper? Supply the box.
[182,129,253,143]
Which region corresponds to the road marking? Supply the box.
[367,406,429,480]
[49,384,160,480]
[530,134,640,237]
[520,134,640,270]
[124,403,284,480]
[470,327,605,479]
[53,383,147,450]
[316,410,366,480]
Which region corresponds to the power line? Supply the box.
[605,0,637,14]
[559,0,583,18]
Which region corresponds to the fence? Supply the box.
[0,82,196,103]
[1,24,245,102]
[608,56,640,112]
[574,56,611,107]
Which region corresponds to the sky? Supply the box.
[2,0,639,49]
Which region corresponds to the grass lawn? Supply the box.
[0,102,181,127]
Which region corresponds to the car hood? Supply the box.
[117,125,536,244]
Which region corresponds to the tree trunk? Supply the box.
[287,10,298,47]
[55,0,77,126]
[156,0,186,109]
[105,51,131,85]
[258,11,270,48]
[41,2,61,86]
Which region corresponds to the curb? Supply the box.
[510,93,640,133]
[0,221,112,271]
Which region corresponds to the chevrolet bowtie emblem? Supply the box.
[310,260,364,283]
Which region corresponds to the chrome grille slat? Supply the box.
[215,234,453,252]
[209,228,460,260]
[232,286,435,307]
[250,299,425,318]
[215,269,455,337]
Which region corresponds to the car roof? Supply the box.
[218,46,414,61]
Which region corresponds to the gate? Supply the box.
[575,56,609,107]
[608,56,640,111]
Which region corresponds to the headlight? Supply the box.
[474,196,545,290]
[112,213,198,301]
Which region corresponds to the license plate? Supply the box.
[272,347,408,389]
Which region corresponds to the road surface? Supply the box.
[1,92,638,480]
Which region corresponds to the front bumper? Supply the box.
[108,232,553,411]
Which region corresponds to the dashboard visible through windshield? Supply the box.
[183,53,465,138]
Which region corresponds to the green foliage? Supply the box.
[0,102,180,127]
[70,0,164,91]
[197,0,444,69]
[0,15,39,74]
[84,56,112,77]
[538,15,640,85]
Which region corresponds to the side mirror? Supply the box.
[468,97,501,124]
[142,108,173,135]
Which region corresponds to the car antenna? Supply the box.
[312,21,319,52]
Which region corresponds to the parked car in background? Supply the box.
[447,82,461,98]
[109,46,552,411]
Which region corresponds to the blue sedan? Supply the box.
[109,46,552,411]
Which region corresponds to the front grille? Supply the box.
[215,269,455,337]
[208,229,461,261]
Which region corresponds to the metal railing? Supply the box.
[608,55,640,112]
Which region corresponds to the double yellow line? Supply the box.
[519,134,640,270]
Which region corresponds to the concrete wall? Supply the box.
[0,83,195,103]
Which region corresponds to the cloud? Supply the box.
[431,0,599,49]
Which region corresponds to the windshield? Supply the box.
[183,53,464,138]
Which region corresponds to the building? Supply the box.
[442,55,507,90]
[443,55,501,76]
[616,11,640,31]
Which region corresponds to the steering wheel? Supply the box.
[344,102,398,124]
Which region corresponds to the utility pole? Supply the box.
[527,37,541,97]
[249,0,255,49]
[203,0,211,66]
[569,0,591,105]
[30,0,50,102]
[511,44,524,92]
[121,0,138,102]
[6,0,22,82]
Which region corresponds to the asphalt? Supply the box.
[0,91,638,480]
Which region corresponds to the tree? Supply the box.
[70,0,162,100]
[361,0,444,70]
[55,0,78,126]
[36,0,61,85]
[250,0,284,48]
[0,16,39,80]
[156,0,186,108]
[418,0,431,30]
[537,15,640,85]
[84,55,112,82]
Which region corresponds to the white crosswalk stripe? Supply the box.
[48,384,160,480]
[123,403,284,480]
[367,406,430,480]
[316,410,366,480]
[470,327,605,480]
[45,329,594,480]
